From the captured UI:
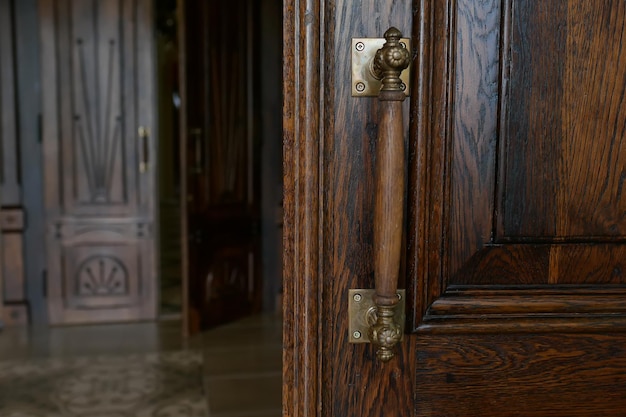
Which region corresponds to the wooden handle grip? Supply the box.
[368,27,410,362]
[374,92,405,307]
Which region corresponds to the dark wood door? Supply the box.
[40,0,157,324]
[180,0,262,333]
[284,1,626,416]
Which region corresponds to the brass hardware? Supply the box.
[348,289,405,344]
[351,35,411,97]
[138,126,150,173]
[350,27,410,362]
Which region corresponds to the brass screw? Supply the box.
[353,293,362,302]
[355,82,366,92]
[355,42,365,51]
[353,331,362,339]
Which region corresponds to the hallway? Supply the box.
[0,314,282,416]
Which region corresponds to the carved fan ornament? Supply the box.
[76,255,129,296]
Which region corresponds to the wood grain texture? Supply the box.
[282,1,322,417]
[375,96,405,306]
[408,0,626,329]
[289,0,626,416]
[448,0,500,276]
[323,2,414,417]
[416,333,626,417]
[501,0,565,238]
[452,244,626,285]
[284,1,415,417]
[407,0,449,324]
[503,0,626,239]
[558,0,626,237]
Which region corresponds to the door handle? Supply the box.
[348,27,411,362]
[138,126,150,173]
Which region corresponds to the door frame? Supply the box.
[282,1,323,415]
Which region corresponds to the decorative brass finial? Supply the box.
[368,304,402,362]
[371,27,411,92]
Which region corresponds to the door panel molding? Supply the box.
[407,0,626,332]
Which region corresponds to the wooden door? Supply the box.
[179,0,262,333]
[284,1,626,416]
[40,0,157,324]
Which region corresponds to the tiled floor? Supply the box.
[0,314,282,417]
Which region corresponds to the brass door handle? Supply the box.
[371,27,410,362]
[138,126,150,173]
[348,28,410,362]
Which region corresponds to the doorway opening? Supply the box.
[154,0,283,333]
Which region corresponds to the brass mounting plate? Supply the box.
[351,37,411,97]
[348,289,406,343]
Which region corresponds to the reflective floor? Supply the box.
[0,314,282,417]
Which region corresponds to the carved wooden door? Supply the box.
[284,1,626,416]
[180,0,262,333]
[40,0,157,324]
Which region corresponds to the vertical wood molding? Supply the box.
[283,1,323,417]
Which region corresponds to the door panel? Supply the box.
[40,0,156,324]
[409,0,626,330]
[416,333,626,417]
[284,0,626,416]
[414,0,626,412]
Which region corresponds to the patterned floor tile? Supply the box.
[0,351,208,417]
